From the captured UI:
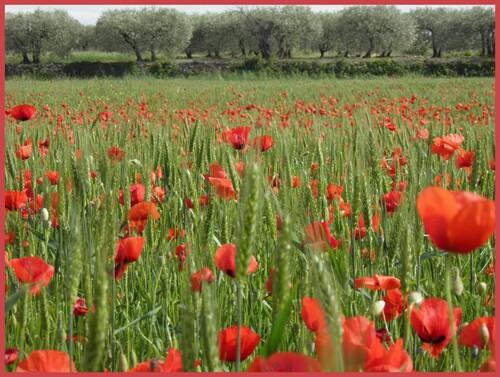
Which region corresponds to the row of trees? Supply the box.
[5,6,495,64]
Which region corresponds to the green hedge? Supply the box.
[62,61,137,77]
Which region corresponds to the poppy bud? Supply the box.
[471,345,479,359]
[118,352,129,372]
[371,301,386,316]
[408,291,423,306]
[40,207,49,222]
[477,282,487,295]
[480,323,490,348]
[457,322,469,336]
[452,267,464,296]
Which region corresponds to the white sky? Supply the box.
[4,4,490,25]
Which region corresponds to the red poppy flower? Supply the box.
[16,350,76,372]
[431,134,464,160]
[235,161,245,178]
[365,338,413,372]
[301,296,327,333]
[128,358,164,372]
[355,274,401,291]
[217,325,261,362]
[415,128,429,141]
[45,171,60,185]
[480,357,495,372]
[292,176,301,188]
[73,297,88,317]
[208,162,227,179]
[115,236,145,265]
[222,126,252,149]
[342,316,380,371]
[381,289,405,321]
[191,266,215,292]
[119,184,146,206]
[127,348,187,372]
[5,348,19,366]
[251,135,274,152]
[214,243,258,278]
[39,138,50,156]
[382,190,403,214]
[455,149,475,169]
[167,228,186,242]
[459,316,495,350]
[265,268,275,297]
[107,146,125,161]
[247,352,322,372]
[411,297,462,359]
[326,183,343,201]
[304,222,339,253]
[9,256,55,295]
[208,177,237,200]
[5,190,28,211]
[15,138,33,160]
[9,104,37,121]
[417,186,495,254]
[128,202,160,222]
[354,214,381,239]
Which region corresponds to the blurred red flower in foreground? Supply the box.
[9,256,55,295]
[247,352,322,372]
[214,243,258,278]
[107,146,125,161]
[301,296,327,333]
[417,186,495,254]
[411,297,462,359]
[16,350,76,372]
[208,177,237,200]
[8,104,37,121]
[217,325,261,362]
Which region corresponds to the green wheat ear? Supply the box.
[236,161,261,281]
[272,213,291,322]
[199,285,221,372]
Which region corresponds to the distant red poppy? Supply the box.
[107,146,125,161]
[208,177,237,200]
[365,338,413,372]
[459,316,495,350]
[9,256,55,295]
[207,162,227,179]
[411,297,462,359]
[222,126,252,149]
[16,350,76,372]
[251,135,274,152]
[45,171,60,185]
[415,128,429,141]
[304,222,340,252]
[15,138,33,160]
[292,176,301,188]
[217,325,261,362]
[455,149,475,169]
[301,296,327,333]
[167,228,186,242]
[73,297,88,317]
[235,161,245,178]
[5,190,28,211]
[326,183,343,201]
[381,289,405,321]
[39,138,50,156]
[417,186,495,254]
[214,243,258,278]
[9,104,36,121]
[191,266,215,292]
[247,352,322,372]
[265,268,275,297]
[431,134,464,160]
[355,274,401,291]
[354,214,381,239]
[119,184,146,206]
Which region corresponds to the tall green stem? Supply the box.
[445,253,462,372]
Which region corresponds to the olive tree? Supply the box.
[6,9,80,63]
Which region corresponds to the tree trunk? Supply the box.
[320,48,325,58]
[363,37,374,58]
[432,46,439,58]
[121,32,143,61]
[379,50,386,58]
[437,48,442,58]
[286,49,291,59]
[215,50,221,59]
[185,49,193,59]
[32,51,41,64]
[239,38,246,58]
[344,51,349,58]
[387,50,392,57]
[480,33,486,56]
[150,49,157,62]
[22,52,31,64]
[259,27,272,60]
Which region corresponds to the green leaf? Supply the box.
[5,287,29,313]
[26,227,59,251]
[113,305,162,335]
[262,296,293,358]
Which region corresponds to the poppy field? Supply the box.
[3,76,496,372]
